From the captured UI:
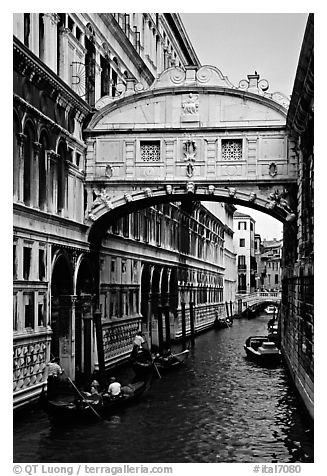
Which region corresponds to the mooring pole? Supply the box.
[225,301,229,319]
[181,302,186,350]
[93,308,106,387]
[190,301,195,346]
[157,305,164,354]
[83,314,92,383]
[164,305,171,349]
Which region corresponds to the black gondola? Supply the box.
[153,349,190,371]
[40,376,151,421]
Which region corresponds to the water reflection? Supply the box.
[14,314,313,463]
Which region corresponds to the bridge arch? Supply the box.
[86,185,295,245]
[84,65,297,246]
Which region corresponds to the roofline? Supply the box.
[163,13,201,67]
[86,84,288,131]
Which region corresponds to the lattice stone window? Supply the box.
[221,139,243,160]
[140,141,160,162]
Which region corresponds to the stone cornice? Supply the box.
[13,36,92,118]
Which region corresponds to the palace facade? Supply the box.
[13,13,236,408]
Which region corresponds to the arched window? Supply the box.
[57,141,66,213]
[39,131,48,210]
[13,114,19,200]
[23,122,34,206]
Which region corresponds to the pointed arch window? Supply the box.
[23,123,34,206]
[39,132,48,210]
[57,141,67,213]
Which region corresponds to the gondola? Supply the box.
[40,376,151,421]
[244,335,281,364]
[214,317,233,329]
[153,349,190,371]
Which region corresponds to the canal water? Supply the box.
[13,313,313,463]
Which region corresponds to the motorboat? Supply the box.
[265,305,278,314]
[244,336,281,364]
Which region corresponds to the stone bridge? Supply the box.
[83,65,298,243]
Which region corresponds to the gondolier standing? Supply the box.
[131,331,145,359]
[46,357,63,398]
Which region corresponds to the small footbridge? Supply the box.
[236,291,281,317]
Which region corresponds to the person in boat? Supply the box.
[107,377,122,399]
[130,331,145,360]
[47,357,63,377]
[46,357,64,398]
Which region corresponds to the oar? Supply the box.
[152,360,162,379]
[67,377,103,421]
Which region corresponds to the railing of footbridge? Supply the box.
[236,291,281,310]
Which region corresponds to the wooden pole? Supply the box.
[157,305,164,354]
[189,301,195,346]
[164,305,171,348]
[181,302,186,350]
[83,314,92,383]
[93,308,106,387]
[225,301,229,319]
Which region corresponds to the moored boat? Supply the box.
[244,336,281,364]
[214,317,233,329]
[265,305,278,314]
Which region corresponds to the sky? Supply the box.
[180,13,308,240]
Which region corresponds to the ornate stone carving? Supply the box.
[90,188,113,212]
[183,135,197,178]
[186,182,195,194]
[249,192,257,202]
[13,339,48,392]
[165,185,173,194]
[186,163,194,178]
[227,187,237,197]
[266,189,295,218]
[269,162,278,177]
[105,164,113,178]
[183,135,197,161]
[182,93,199,115]
[208,185,215,195]
[144,188,153,198]
[124,193,133,202]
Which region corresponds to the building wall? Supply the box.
[259,238,283,291]
[282,14,314,420]
[233,213,256,294]
[13,12,232,409]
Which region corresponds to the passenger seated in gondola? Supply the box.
[81,380,102,405]
[107,377,122,399]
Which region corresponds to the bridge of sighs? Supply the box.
[83,65,298,244]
